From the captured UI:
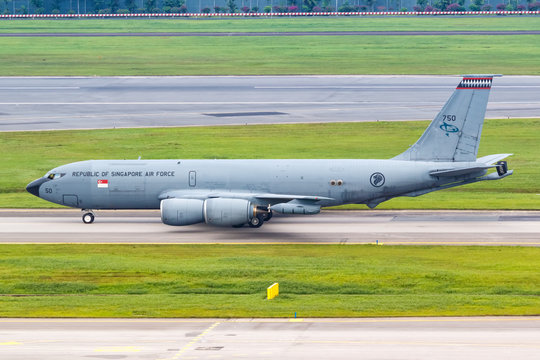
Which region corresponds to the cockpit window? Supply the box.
[47,173,65,180]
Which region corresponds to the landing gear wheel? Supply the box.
[248,214,264,228]
[82,212,95,224]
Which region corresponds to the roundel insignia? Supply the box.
[370,172,385,187]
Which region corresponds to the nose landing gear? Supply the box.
[82,210,95,224]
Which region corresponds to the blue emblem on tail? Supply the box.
[440,122,459,136]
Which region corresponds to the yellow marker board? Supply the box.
[267,282,279,300]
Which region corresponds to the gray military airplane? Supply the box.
[27,75,512,228]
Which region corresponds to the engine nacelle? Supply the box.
[161,198,256,227]
[204,198,254,227]
[161,198,204,226]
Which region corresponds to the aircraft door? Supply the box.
[189,171,196,187]
[62,194,79,207]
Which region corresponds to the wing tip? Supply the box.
[477,153,513,165]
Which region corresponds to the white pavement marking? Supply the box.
[165,322,221,360]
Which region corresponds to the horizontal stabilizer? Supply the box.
[430,166,493,177]
[430,153,513,177]
[476,153,513,165]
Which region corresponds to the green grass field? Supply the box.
[2,120,539,209]
[1,34,539,75]
[1,17,540,33]
[1,17,539,75]
[0,244,538,317]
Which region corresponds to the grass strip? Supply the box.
[0,244,538,317]
[0,35,539,75]
[1,17,540,33]
[2,120,538,209]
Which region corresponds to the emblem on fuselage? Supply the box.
[370,172,385,187]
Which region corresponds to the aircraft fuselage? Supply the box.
[32,159,483,210]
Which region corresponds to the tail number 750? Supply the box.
[443,115,456,121]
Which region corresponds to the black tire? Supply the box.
[248,215,264,228]
[82,212,95,224]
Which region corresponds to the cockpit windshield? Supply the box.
[46,173,65,180]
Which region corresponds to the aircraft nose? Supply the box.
[26,177,49,197]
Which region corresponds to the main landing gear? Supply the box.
[248,214,264,228]
[233,207,273,229]
[82,210,95,224]
[247,207,273,228]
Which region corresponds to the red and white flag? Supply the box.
[97,179,108,188]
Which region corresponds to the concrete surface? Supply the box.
[1,317,539,360]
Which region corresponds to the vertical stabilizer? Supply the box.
[394,75,498,162]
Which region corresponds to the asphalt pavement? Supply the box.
[1,75,539,131]
[1,209,539,245]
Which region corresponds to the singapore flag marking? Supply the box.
[97,179,109,188]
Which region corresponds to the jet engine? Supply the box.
[204,198,253,226]
[161,198,269,227]
[160,198,205,226]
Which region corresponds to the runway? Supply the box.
[1,75,539,131]
[1,317,539,360]
[1,210,539,245]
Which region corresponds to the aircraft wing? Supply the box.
[158,190,333,204]
[253,193,333,202]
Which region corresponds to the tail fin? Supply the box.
[394,75,500,162]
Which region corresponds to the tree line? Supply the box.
[1,0,538,14]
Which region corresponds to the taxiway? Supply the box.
[1,317,539,360]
